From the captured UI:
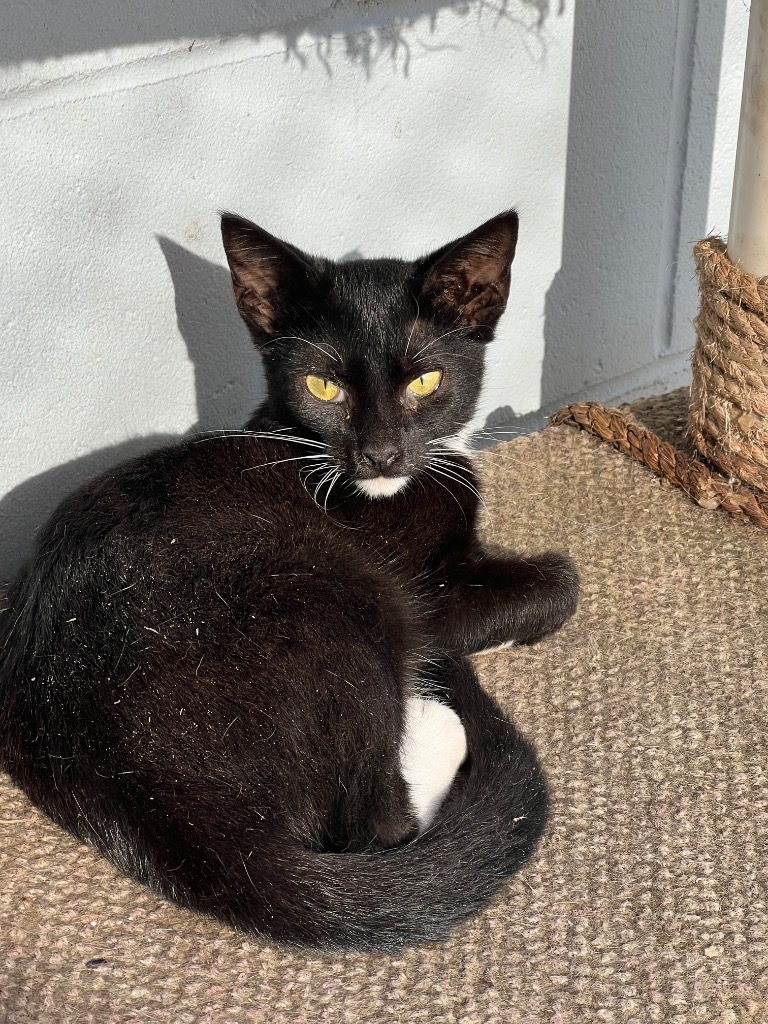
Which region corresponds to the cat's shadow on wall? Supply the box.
[0,241,265,583]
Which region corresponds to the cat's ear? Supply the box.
[220,213,315,337]
[416,212,519,337]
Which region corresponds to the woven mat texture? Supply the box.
[1,391,767,1024]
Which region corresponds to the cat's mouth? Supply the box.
[349,444,411,499]
[355,475,411,499]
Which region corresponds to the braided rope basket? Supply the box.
[552,237,768,529]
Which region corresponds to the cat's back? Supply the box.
[29,433,334,568]
[0,433,358,665]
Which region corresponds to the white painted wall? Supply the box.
[510,0,744,435]
[0,0,751,580]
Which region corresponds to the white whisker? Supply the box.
[300,462,334,491]
[241,453,328,474]
[323,470,343,513]
[428,456,484,497]
[423,468,467,520]
[271,335,342,363]
[310,466,338,509]
[404,300,420,357]
[426,429,475,457]
[194,429,328,450]
[426,457,494,534]
[411,326,469,361]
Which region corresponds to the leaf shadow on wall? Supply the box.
[0,241,266,583]
[0,0,560,71]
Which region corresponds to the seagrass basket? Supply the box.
[552,237,768,528]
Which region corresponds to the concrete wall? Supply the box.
[491,0,745,433]
[0,0,750,580]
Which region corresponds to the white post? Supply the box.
[728,0,768,278]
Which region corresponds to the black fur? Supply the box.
[0,212,578,951]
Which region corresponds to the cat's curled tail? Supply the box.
[127,657,547,952]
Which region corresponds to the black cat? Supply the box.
[0,211,578,951]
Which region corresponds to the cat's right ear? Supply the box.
[220,214,315,338]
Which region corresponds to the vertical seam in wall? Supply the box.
[653,0,698,358]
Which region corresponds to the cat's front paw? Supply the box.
[521,551,579,642]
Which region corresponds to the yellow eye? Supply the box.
[407,370,442,398]
[306,375,342,402]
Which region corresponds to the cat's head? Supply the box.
[220,211,518,499]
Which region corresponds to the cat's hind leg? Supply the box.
[398,696,467,831]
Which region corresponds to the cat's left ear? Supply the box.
[416,211,519,337]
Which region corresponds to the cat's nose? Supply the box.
[361,445,402,473]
